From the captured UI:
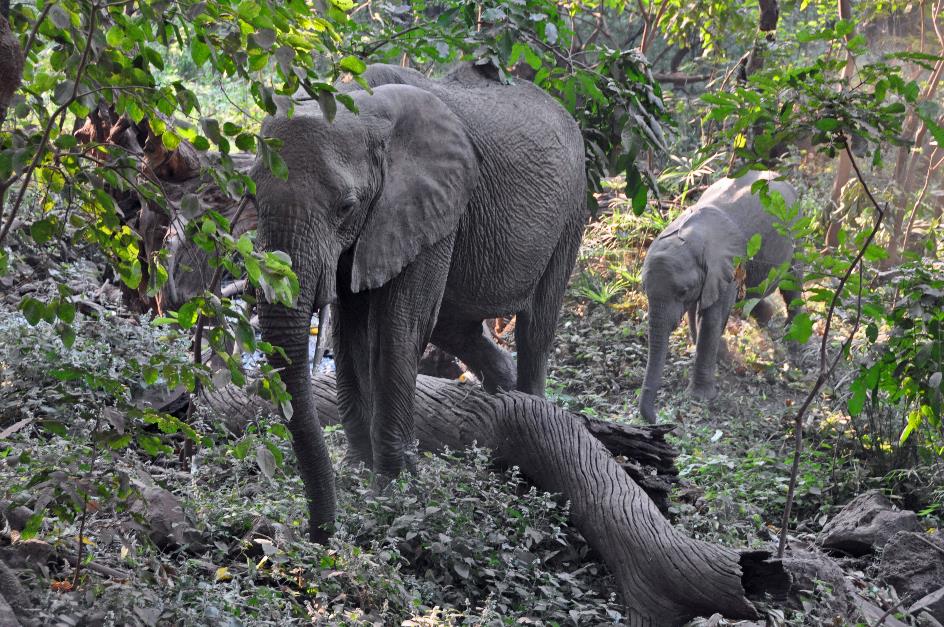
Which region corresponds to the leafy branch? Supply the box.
[777,141,885,557]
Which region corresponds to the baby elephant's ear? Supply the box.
[681,206,744,312]
[699,245,737,312]
[350,84,479,293]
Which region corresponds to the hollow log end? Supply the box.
[739,550,791,602]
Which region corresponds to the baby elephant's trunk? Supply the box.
[639,300,680,424]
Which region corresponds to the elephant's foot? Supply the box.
[342,445,373,469]
[687,381,719,402]
[750,298,775,327]
[368,470,399,496]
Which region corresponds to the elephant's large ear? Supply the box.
[681,206,743,312]
[350,84,478,292]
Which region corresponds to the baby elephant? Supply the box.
[639,171,800,424]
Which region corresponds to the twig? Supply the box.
[777,140,886,558]
[22,1,56,59]
[915,534,944,557]
[182,194,253,459]
[360,23,427,56]
[63,552,130,580]
[72,416,101,588]
[872,595,909,626]
[0,4,99,246]
[900,144,943,259]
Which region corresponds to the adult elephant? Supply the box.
[638,171,800,424]
[251,63,587,542]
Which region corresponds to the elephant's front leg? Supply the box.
[367,238,454,478]
[333,295,374,467]
[688,285,738,402]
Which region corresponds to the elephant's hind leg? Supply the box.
[779,265,803,328]
[431,318,516,392]
[749,298,775,327]
[687,305,698,344]
[515,219,583,397]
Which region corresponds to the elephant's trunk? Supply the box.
[257,213,337,543]
[639,300,682,424]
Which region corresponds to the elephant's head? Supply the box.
[250,84,478,541]
[638,206,742,423]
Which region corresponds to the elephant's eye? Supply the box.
[338,196,357,216]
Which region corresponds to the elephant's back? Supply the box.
[436,67,587,314]
[703,172,799,291]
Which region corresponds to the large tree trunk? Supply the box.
[200,372,788,622]
[0,3,22,127]
[312,373,783,625]
[825,0,858,249]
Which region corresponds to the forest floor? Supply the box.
[0,203,941,626]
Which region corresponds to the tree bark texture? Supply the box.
[199,372,786,622]
[0,9,23,126]
[826,0,857,248]
[310,373,768,625]
[200,374,680,513]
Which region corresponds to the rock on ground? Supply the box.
[136,487,207,552]
[879,530,944,622]
[817,490,921,556]
[780,555,854,618]
[0,591,21,627]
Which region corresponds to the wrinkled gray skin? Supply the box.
[639,171,800,424]
[251,63,586,542]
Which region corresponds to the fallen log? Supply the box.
[310,373,779,624]
[200,372,787,623]
[200,375,678,513]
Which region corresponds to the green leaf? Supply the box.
[785,312,813,344]
[848,379,867,416]
[336,93,358,114]
[30,218,56,244]
[918,113,944,148]
[20,297,45,326]
[235,133,256,151]
[118,259,142,289]
[54,134,78,149]
[814,118,840,132]
[318,90,337,123]
[631,184,647,215]
[237,0,261,20]
[106,26,124,48]
[266,151,289,180]
[899,411,920,445]
[746,233,762,259]
[58,324,76,348]
[339,55,366,75]
[162,131,181,150]
[191,38,211,67]
[863,244,888,262]
[245,256,262,283]
[20,512,44,541]
[177,300,201,329]
[50,367,84,381]
[56,301,76,324]
[143,366,159,385]
[137,434,169,456]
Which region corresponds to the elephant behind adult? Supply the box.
[252,63,587,541]
[639,171,800,424]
